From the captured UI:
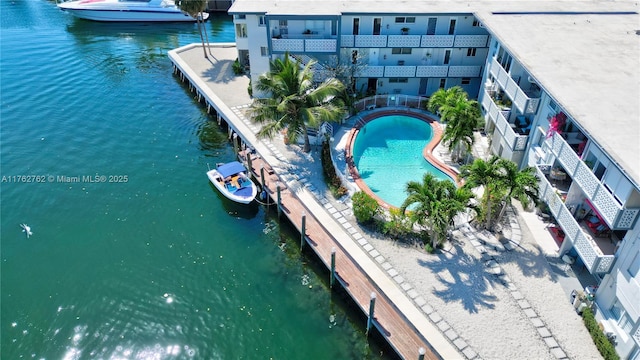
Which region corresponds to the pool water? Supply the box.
[352,115,453,208]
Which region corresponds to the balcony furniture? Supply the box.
[562,254,576,271]
[585,216,611,238]
[550,168,567,182]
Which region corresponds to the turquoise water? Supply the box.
[0,2,391,359]
[352,115,453,208]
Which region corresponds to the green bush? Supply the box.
[582,308,620,360]
[232,58,244,75]
[352,191,379,224]
[320,139,348,197]
[380,208,412,238]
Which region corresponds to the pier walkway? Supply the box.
[168,44,460,359]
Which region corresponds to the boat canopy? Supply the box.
[218,161,247,178]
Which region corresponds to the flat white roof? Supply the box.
[229,0,640,184]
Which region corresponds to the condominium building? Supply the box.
[228,1,640,358]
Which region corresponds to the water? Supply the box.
[352,115,453,208]
[0,2,392,359]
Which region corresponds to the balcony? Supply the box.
[488,58,540,114]
[384,66,416,77]
[542,133,640,230]
[272,38,337,53]
[536,166,616,274]
[420,35,454,48]
[448,65,481,77]
[481,89,528,151]
[339,34,486,49]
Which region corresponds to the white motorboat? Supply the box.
[57,0,210,22]
[207,161,257,204]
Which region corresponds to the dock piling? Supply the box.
[418,347,426,360]
[300,211,306,250]
[366,292,376,336]
[276,182,282,217]
[330,247,336,288]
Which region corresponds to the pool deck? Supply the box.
[344,109,462,210]
[168,43,459,359]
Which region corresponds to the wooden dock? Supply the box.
[168,44,462,360]
[243,151,440,359]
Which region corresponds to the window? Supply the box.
[629,252,640,277]
[395,17,415,23]
[391,48,412,54]
[444,49,451,64]
[235,24,247,38]
[467,48,477,57]
[427,18,437,35]
[439,78,446,88]
[353,18,359,35]
[472,19,480,27]
[260,47,267,56]
[258,16,265,26]
[461,78,471,85]
[448,19,457,35]
[234,14,246,20]
[389,78,408,83]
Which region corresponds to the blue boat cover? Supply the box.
[217,161,247,178]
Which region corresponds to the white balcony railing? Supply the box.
[304,38,337,52]
[415,65,448,77]
[448,65,481,77]
[356,66,385,78]
[482,89,528,151]
[543,133,640,229]
[488,58,540,114]
[453,34,489,48]
[384,66,416,77]
[420,35,455,48]
[387,35,421,48]
[272,38,304,52]
[536,166,616,274]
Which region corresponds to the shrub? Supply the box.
[582,308,620,360]
[232,58,244,75]
[320,139,348,197]
[352,191,379,224]
[380,208,412,238]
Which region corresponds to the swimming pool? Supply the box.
[351,113,454,208]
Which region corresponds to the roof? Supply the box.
[217,161,247,178]
[229,0,640,185]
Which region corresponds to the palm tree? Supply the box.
[401,174,474,249]
[427,86,466,117]
[494,159,539,223]
[459,156,502,229]
[176,0,209,58]
[460,156,539,230]
[428,86,482,163]
[250,54,346,152]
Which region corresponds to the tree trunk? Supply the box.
[197,17,208,59]
[303,132,311,153]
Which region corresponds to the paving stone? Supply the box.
[518,299,531,309]
[352,233,363,240]
[511,291,524,300]
[453,337,468,350]
[363,243,374,252]
[550,347,567,359]
[337,217,347,224]
[543,336,559,348]
[369,249,380,258]
[485,260,499,268]
[462,347,477,359]
[421,304,434,315]
[428,312,442,323]
[537,327,551,338]
[387,269,398,277]
[347,227,357,234]
[415,297,426,307]
[401,282,412,291]
[357,238,368,246]
[382,262,392,270]
[470,239,482,247]
[331,212,342,219]
[323,203,333,209]
[523,308,537,318]
[444,329,458,341]
[488,266,503,275]
[394,275,405,285]
[375,255,385,264]
[530,317,545,328]
[503,241,516,251]
[505,282,518,291]
[437,321,451,332]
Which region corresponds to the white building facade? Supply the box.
[228,1,640,358]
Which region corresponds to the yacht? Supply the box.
[57,0,209,22]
